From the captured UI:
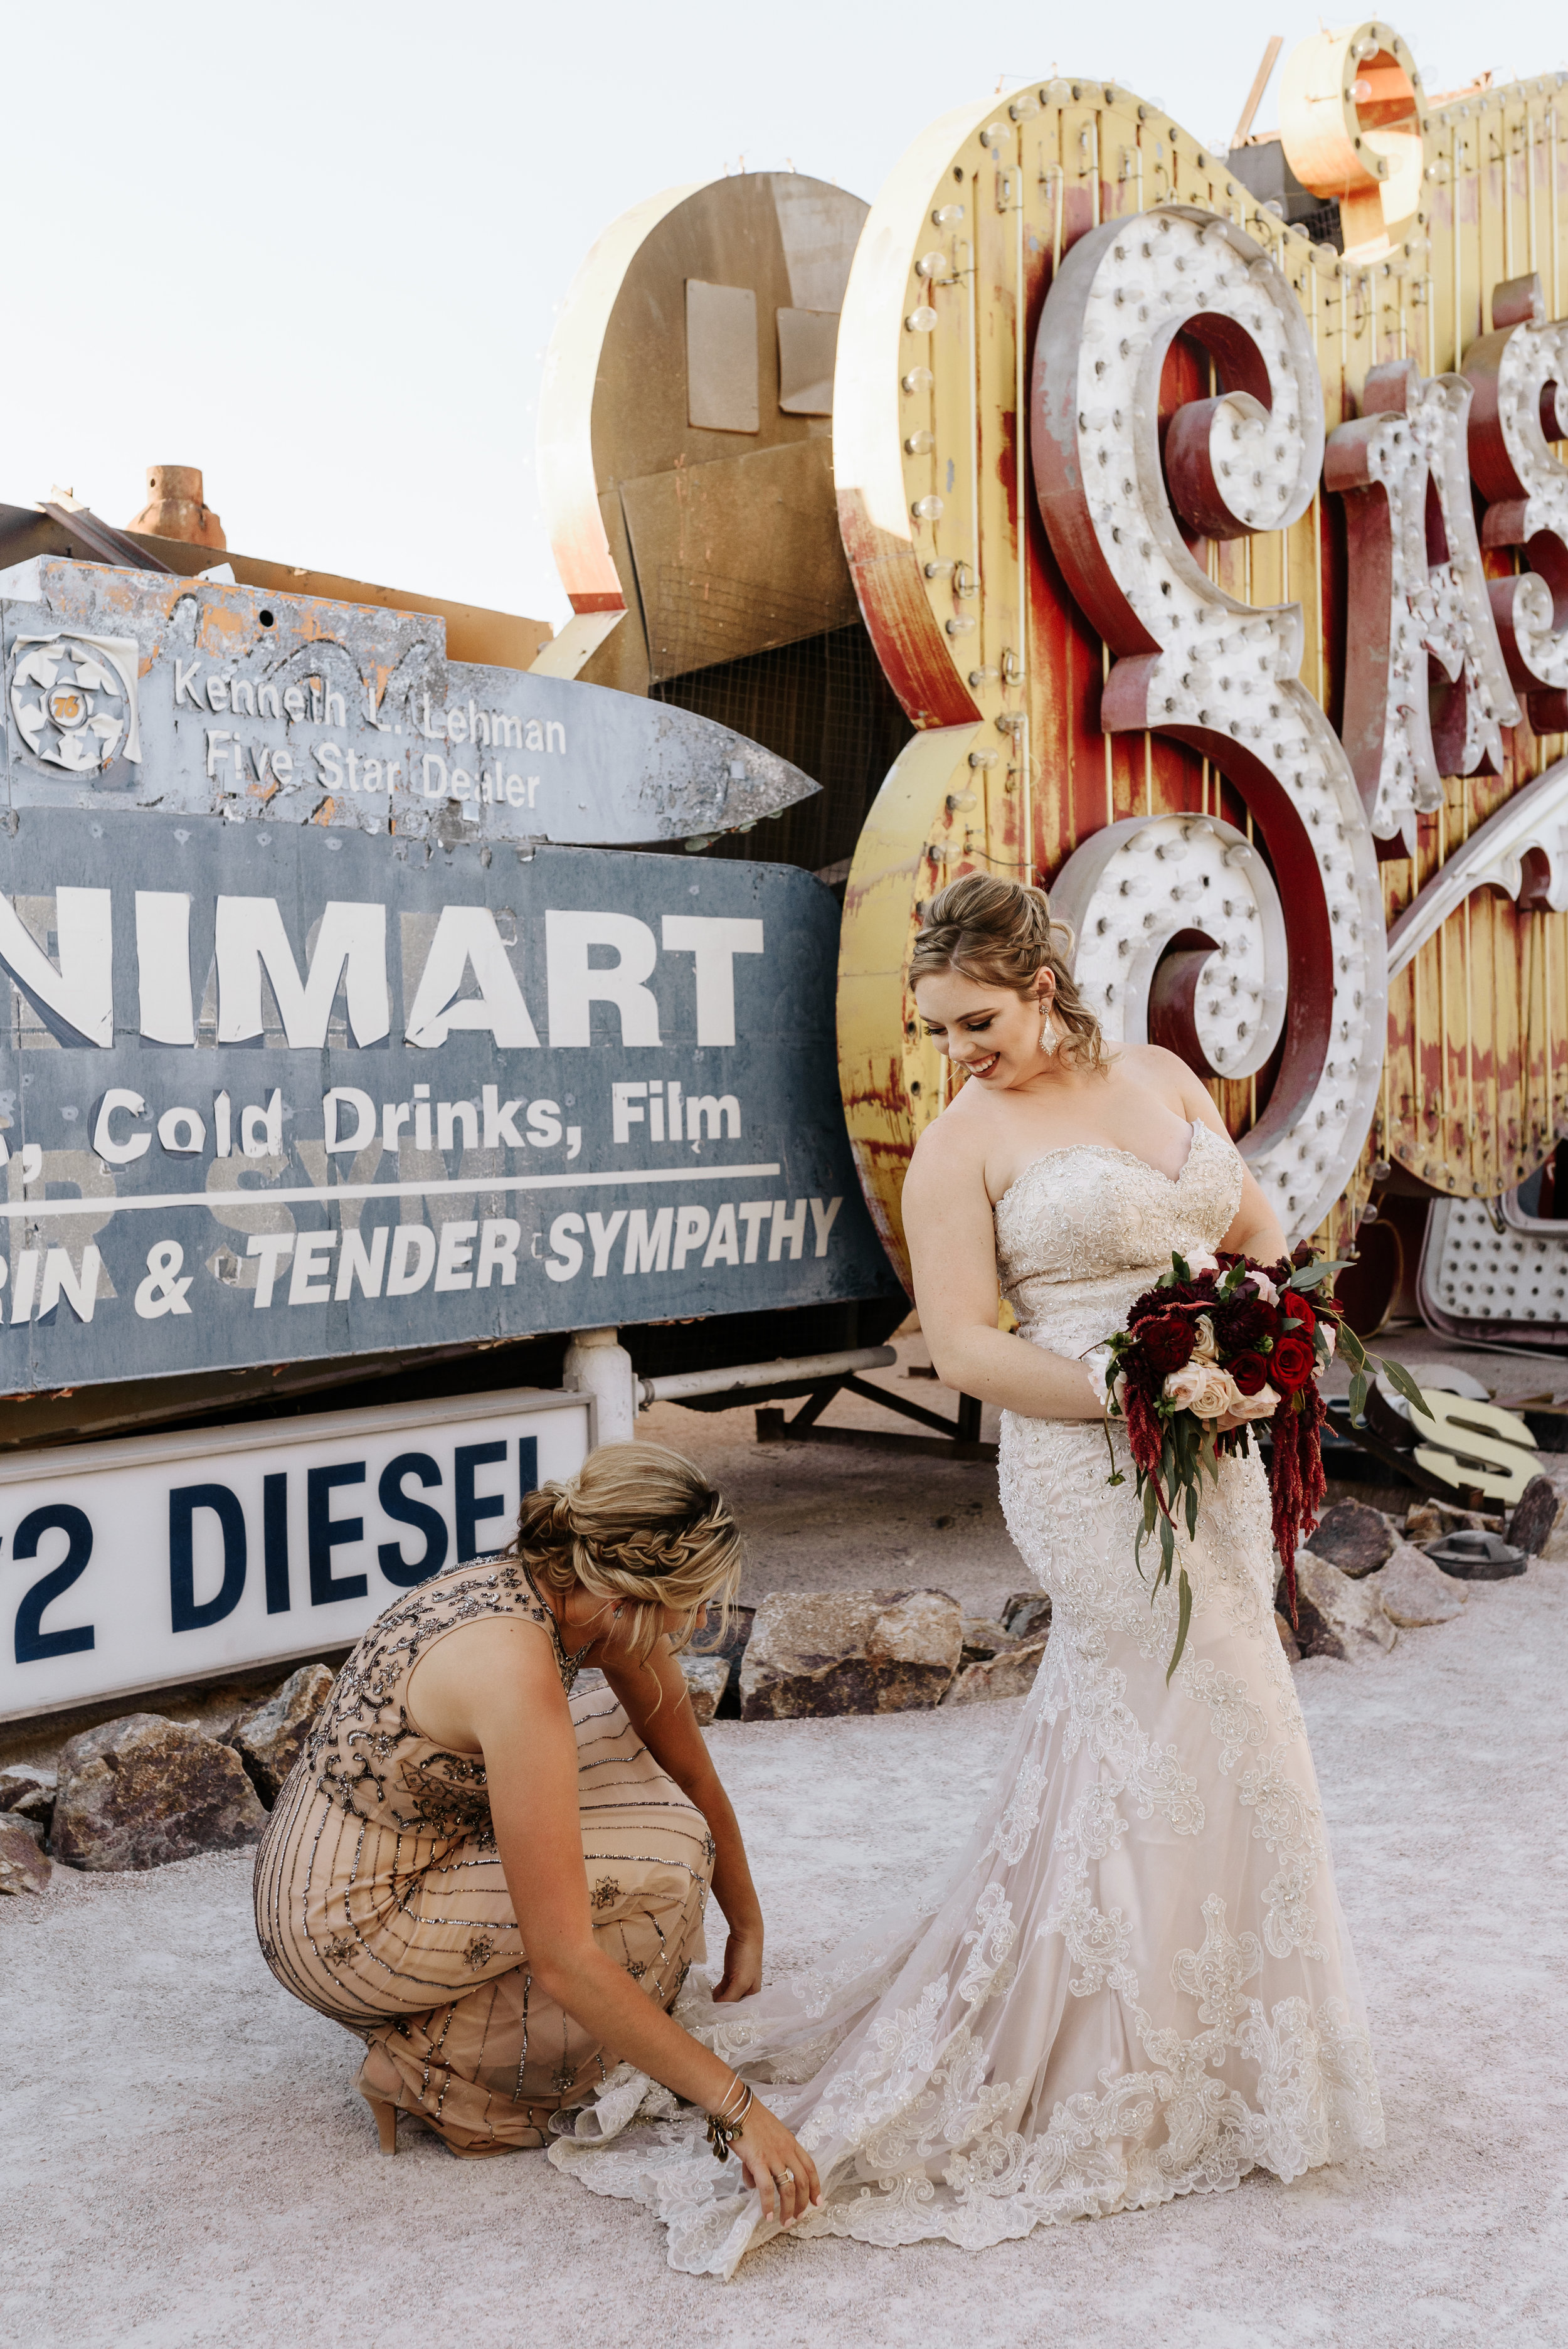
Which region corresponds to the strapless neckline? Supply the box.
[993,1116,1205,1214]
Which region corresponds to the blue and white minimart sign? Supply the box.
[0,810,900,1391]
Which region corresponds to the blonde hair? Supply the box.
[910,871,1108,1074]
[514,1441,741,1668]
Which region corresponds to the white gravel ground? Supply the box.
[2,1552,1562,2349]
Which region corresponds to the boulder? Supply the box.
[1303,1500,1395,1579]
[0,1764,56,1826]
[230,1663,336,1805]
[1402,1500,1445,1544]
[678,1654,730,1728]
[740,1589,963,1720]
[943,1636,1048,1705]
[1506,1473,1560,1557]
[1002,1591,1052,1643]
[0,1815,51,1894]
[1274,1610,1301,1664]
[1291,1551,1399,1660]
[958,1616,1016,1662]
[53,1714,266,1872]
[686,1603,753,1719]
[1364,1540,1466,1628]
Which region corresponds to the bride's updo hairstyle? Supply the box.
[514,1442,741,1666]
[911,871,1108,1073]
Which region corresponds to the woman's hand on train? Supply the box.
[712,1924,764,2002]
[734,2098,822,2225]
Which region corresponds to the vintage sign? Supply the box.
[0,808,899,1393]
[0,1384,591,1722]
[1,558,817,849]
[810,26,1568,1280]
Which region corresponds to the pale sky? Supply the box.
[5,0,1559,635]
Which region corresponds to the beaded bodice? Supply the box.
[306,1558,578,1834]
[992,1118,1243,1367]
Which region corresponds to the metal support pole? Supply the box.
[563,1326,637,1446]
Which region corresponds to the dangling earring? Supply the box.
[1040,999,1059,1057]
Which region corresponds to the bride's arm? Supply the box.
[903,1118,1106,1420]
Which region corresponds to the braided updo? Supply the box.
[909,871,1108,1073]
[514,1441,741,1666]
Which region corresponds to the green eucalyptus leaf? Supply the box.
[1167,1568,1194,1683]
[1287,1254,1355,1292]
[1378,1355,1428,1414]
[1348,1369,1369,1424]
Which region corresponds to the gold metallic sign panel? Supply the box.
[536,173,869,697]
[829,24,1568,1289]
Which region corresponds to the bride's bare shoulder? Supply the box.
[1110,1041,1207,1111]
[906,1090,993,1188]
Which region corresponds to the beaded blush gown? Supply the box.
[548,1120,1385,2276]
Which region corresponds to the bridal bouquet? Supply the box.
[1096,1245,1421,1677]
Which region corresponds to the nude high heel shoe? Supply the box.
[363,2091,399,2156]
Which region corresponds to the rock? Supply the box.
[1292,1551,1399,1660]
[230,1663,336,1805]
[739,1589,963,1721]
[53,1714,267,1872]
[690,1603,754,1719]
[1402,1500,1445,1544]
[1506,1473,1560,1557]
[1303,1500,1395,1579]
[678,1654,729,1727]
[1274,1610,1301,1664]
[0,1816,50,1894]
[942,1636,1048,1705]
[1002,1591,1053,1642]
[0,1764,56,1826]
[1364,1540,1466,1628]
[958,1616,1016,1662]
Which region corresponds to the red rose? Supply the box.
[1281,1293,1316,1334]
[1229,1350,1271,1396]
[1269,1332,1317,1391]
[1138,1314,1194,1376]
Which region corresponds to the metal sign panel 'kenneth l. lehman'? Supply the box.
[0,808,901,1392]
[0,558,818,847]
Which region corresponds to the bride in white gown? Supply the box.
[549,871,1384,2276]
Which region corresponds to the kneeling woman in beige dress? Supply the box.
[255,1443,820,2224]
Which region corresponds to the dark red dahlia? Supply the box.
[1213,1295,1271,1353]
[1137,1314,1194,1376]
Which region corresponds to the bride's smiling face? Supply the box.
[914,967,1052,1088]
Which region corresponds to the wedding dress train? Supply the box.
[548,1120,1384,2275]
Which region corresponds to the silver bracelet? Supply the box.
[705,2081,753,2162]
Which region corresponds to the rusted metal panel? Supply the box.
[0,504,554,675]
[621,440,859,684]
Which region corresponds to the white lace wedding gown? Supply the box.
[549,1120,1384,2275]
